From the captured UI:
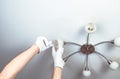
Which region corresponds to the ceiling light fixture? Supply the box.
[63,23,120,77]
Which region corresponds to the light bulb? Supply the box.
[82,70,91,77]
[114,37,120,47]
[109,61,119,70]
[85,23,96,33]
[53,40,64,51]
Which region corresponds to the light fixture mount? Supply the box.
[80,44,95,54]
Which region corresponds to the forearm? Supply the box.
[0,45,39,79]
[52,67,62,79]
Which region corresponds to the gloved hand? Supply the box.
[52,40,65,68]
[52,47,65,68]
[35,36,52,53]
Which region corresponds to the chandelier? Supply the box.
[62,23,120,77]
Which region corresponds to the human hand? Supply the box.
[52,40,65,68]
[35,36,52,53]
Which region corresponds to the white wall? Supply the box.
[0,0,120,79]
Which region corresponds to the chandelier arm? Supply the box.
[64,42,82,46]
[94,41,114,46]
[94,51,112,64]
[84,54,89,70]
[87,33,90,45]
[63,51,80,62]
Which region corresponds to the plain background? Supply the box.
[0,0,120,79]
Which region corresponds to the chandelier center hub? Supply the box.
[80,44,95,54]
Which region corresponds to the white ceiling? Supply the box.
[0,0,120,79]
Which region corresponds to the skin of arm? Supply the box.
[0,37,65,79]
[0,45,39,79]
[52,67,62,79]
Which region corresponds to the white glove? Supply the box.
[35,36,52,53]
[52,47,65,68]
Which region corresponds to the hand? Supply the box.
[35,36,52,53]
[52,40,65,68]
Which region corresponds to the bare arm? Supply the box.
[0,45,39,79]
[52,67,62,79]
[0,36,51,79]
[52,40,65,79]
